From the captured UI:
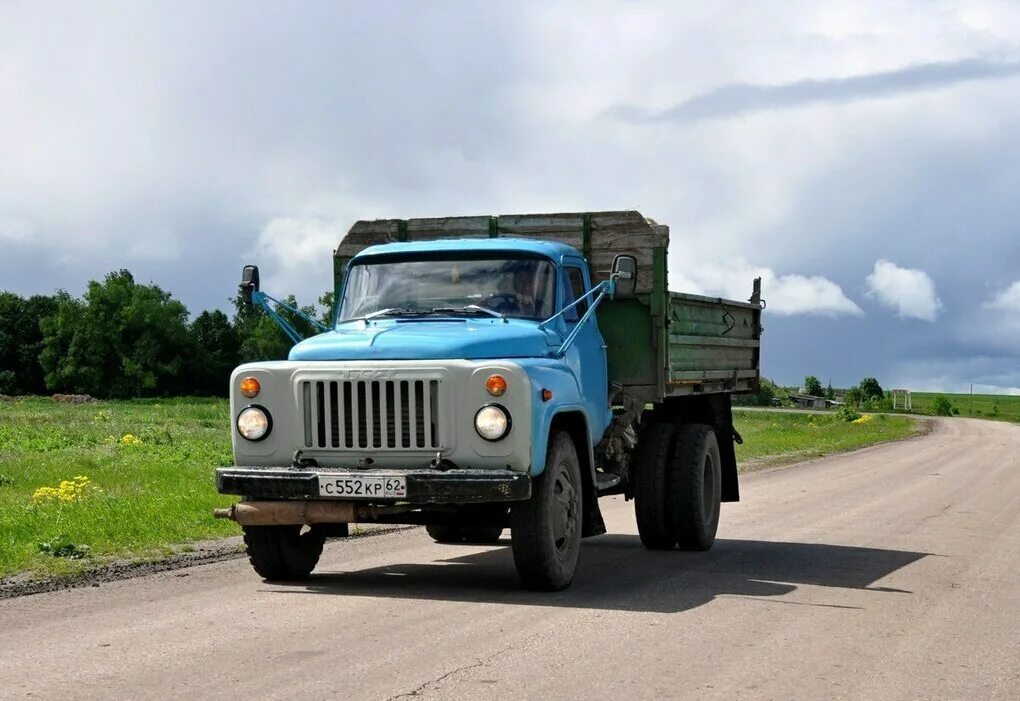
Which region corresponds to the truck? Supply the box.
[214,210,763,591]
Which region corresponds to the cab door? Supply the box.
[560,257,611,439]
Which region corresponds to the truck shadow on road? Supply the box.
[271,536,929,614]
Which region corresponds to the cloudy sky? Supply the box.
[2,1,1019,392]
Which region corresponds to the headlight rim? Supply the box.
[236,404,273,442]
[474,403,512,442]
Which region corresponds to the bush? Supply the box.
[930,395,953,417]
[844,387,863,407]
[835,404,862,422]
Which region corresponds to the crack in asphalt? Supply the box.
[387,640,524,699]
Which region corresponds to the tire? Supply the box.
[669,423,722,551]
[426,525,503,544]
[510,431,583,591]
[633,422,678,550]
[242,525,326,581]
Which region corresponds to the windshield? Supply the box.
[339,255,557,322]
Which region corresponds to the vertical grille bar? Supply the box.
[365,380,375,448]
[407,380,418,448]
[322,379,333,447]
[429,380,439,448]
[330,381,341,447]
[337,381,346,448]
[352,381,362,448]
[379,381,389,448]
[302,381,313,447]
[421,380,432,450]
[315,381,326,448]
[343,382,353,447]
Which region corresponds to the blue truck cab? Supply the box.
[216,211,763,591]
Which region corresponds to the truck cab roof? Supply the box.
[352,237,583,262]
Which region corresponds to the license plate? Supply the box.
[318,474,406,499]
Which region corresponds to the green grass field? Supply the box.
[1,399,919,579]
[897,391,1020,423]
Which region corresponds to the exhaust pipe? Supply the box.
[213,501,410,526]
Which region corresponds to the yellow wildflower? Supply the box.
[119,434,142,446]
[852,414,874,425]
[32,475,102,504]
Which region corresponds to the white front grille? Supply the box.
[300,378,441,451]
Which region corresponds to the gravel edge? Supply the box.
[0,524,414,600]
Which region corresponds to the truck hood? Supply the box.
[288,319,558,361]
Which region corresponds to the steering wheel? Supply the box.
[483,293,521,315]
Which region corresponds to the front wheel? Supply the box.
[510,431,583,591]
[242,525,326,581]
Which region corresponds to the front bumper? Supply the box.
[216,466,531,504]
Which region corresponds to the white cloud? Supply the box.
[865,259,942,321]
[252,217,345,304]
[985,280,1020,312]
[671,259,862,316]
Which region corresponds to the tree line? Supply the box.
[0,270,331,398]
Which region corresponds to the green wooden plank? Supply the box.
[669,335,760,349]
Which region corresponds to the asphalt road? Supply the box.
[2,418,1018,699]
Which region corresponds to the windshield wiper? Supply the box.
[341,308,430,323]
[430,305,507,321]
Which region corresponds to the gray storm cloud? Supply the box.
[610,58,1020,122]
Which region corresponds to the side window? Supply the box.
[564,266,588,322]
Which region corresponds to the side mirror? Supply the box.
[240,265,260,308]
[611,254,637,297]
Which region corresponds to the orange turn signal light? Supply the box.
[239,377,260,398]
[485,374,507,397]
[541,389,553,402]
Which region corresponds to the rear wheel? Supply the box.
[242,525,326,581]
[510,431,582,591]
[669,423,722,551]
[426,525,504,544]
[634,422,678,550]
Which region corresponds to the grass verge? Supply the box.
[733,408,923,471]
[0,397,236,579]
[2,399,920,579]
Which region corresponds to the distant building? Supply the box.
[789,393,828,409]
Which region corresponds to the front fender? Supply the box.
[517,360,591,476]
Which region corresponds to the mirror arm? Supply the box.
[553,280,615,357]
[539,279,613,331]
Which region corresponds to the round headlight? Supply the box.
[474,404,511,441]
[237,406,271,441]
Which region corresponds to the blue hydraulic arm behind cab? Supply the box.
[250,290,330,345]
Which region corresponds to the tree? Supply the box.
[318,290,335,327]
[39,270,195,398]
[0,292,60,394]
[803,375,823,397]
[825,381,835,400]
[188,310,239,395]
[858,377,884,400]
[233,294,323,364]
[844,387,863,407]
